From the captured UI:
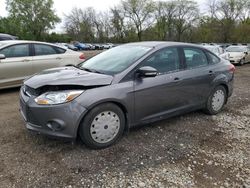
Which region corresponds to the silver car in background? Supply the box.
[0,40,85,89]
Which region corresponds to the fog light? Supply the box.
[47,120,64,131]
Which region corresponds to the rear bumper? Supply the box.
[19,87,87,140]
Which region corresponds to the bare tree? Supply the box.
[122,0,155,41]
[64,7,96,42]
[173,0,199,41]
[155,1,177,40]
[207,0,250,42]
[110,6,125,42]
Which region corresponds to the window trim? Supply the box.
[0,43,32,58]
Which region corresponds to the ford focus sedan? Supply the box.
[20,42,235,149]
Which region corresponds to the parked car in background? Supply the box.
[0,40,85,89]
[93,44,104,50]
[64,44,78,51]
[74,42,90,51]
[203,45,222,55]
[203,45,230,60]
[225,45,250,65]
[86,43,95,50]
[0,33,18,41]
[20,42,234,149]
[102,43,114,49]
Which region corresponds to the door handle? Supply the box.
[173,77,181,82]
[56,57,62,60]
[22,59,30,62]
[209,70,214,75]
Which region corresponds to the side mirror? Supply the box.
[0,54,5,60]
[137,66,158,78]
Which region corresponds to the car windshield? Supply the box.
[226,46,247,52]
[80,45,152,75]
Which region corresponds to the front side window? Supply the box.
[34,44,57,56]
[140,47,180,74]
[0,44,29,58]
[184,48,208,69]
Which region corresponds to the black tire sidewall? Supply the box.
[240,59,245,66]
[206,86,227,115]
[79,103,125,149]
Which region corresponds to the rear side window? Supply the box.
[206,51,220,64]
[0,44,29,58]
[55,47,66,54]
[183,48,208,69]
[141,47,180,74]
[34,44,58,56]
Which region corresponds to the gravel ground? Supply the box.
[0,54,249,187]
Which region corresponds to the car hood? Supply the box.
[24,67,114,89]
[228,52,244,57]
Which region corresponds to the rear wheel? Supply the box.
[204,86,227,115]
[79,103,125,149]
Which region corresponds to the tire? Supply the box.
[239,59,245,66]
[204,86,227,115]
[79,103,125,149]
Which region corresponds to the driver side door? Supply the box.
[133,47,186,123]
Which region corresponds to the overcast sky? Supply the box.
[0,0,208,32]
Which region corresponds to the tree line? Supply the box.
[1,0,250,43]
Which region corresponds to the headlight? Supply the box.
[35,90,84,105]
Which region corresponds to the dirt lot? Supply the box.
[0,53,249,187]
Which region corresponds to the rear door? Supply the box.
[31,43,65,74]
[0,43,32,88]
[179,47,216,106]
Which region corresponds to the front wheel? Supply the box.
[239,59,245,66]
[204,86,227,115]
[79,103,125,149]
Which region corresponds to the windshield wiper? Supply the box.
[80,67,104,74]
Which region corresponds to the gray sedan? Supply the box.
[20,42,235,149]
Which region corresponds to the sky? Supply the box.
[0,0,208,32]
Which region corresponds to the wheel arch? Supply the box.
[76,100,130,138]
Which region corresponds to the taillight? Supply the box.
[229,64,235,73]
[79,53,85,60]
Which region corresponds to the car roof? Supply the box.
[0,40,66,49]
[203,45,219,48]
[0,33,15,37]
[123,41,203,49]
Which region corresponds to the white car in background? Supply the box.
[225,45,250,65]
[203,45,230,60]
[0,40,85,89]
